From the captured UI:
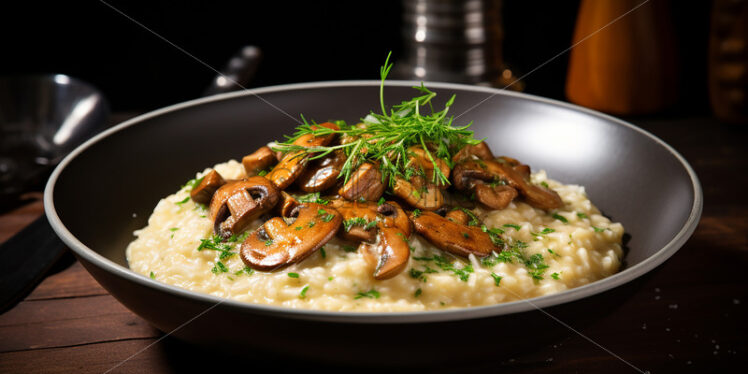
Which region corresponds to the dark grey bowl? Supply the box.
[44,81,701,364]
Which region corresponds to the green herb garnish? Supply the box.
[490,272,502,286]
[551,272,560,280]
[299,285,309,299]
[175,197,190,205]
[503,223,521,230]
[271,52,481,188]
[287,272,299,278]
[577,212,589,219]
[211,261,228,274]
[149,271,155,279]
[354,289,381,299]
[320,247,326,258]
[593,226,606,233]
[552,213,568,223]
[296,192,329,205]
[412,209,422,218]
[414,288,423,297]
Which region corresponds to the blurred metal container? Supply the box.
[394,0,519,88]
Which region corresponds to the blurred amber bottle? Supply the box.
[565,0,677,115]
[709,0,748,124]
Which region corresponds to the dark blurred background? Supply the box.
[0,1,714,114]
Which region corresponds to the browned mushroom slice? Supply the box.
[473,182,518,210]
[392,176,444,211]
[209,176,280,238]
[445,209,470,225]
[407,146,450,188]
[376,201,412,237]
[190,170,226,205]
[410,211,498,258]
[329,199,379,242]
[359,226,410,280]
[240,203,342,271]
[482,158,563,211]
[496,156,530,179]
[242,146,277,177]
[452,159,518,210]
[295,150,346,192]
[338,162,386,202]
[277,191,299,218]
[452,142,494,163]
[266,122,339,189]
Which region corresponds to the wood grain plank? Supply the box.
[0,295,159,353]
[0,338,173,374]
[25,261,108,301]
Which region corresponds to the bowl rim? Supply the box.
[44,80,703,324]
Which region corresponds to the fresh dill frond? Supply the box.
[271,52,482,188]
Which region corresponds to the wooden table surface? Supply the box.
[0,115,746,373]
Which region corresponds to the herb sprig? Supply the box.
[271,52,481,187]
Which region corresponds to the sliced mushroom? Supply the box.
[359,226,410,280]
[408,146,450,188]
[277,191,299,218]
[452,142,494,163]
[473,183,518,209]
[452,159,518,210]
[329,199,412,241]
[392,176,444,211]
[190,169,226,205]
[410,211,498,258]
[496,156,530,179]
[329,199,379,242]
[240,203,342,271]
[295,150,346,192]
[266,122,339,189]
[338,162,386,202]
[209,176,280,238]
[445,209,470,225]
[242,146,277,177]
[482,158,563,211]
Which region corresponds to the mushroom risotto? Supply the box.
[127,57,624,312]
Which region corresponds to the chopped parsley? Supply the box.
[577,212,589,219]
[531,227,555,238]
[319,247,327,258]
[462,232,470,238]
[264,239,273,246]
[354,289,381,299]
[169,227,179,232]
[182,176,204,190]
[342,245,357,252]
[211,261,228,274]
[551,272,560,280]
[321,213,336,222]
[287,272,299,278]
[480,225,505,246]
[412,209,422,218]
[299,285,309,299]
[414,288,423,297]
[503,223,521,231]
[433,255,473,281]
[343,217,369,232]
[540,181,550,189]
[257,170,268,176]
[490,272,502,286]
[409,267,437,282]
[149,271,155,279]
[552,213,568,223]
[296,192,329,205]
[377,197,386,206]
[457,207,481,226]
[593,226,606,233]
[547,248,560,257]
[197,235,236,259]
[175,197,190,205]
[295,226,303,231]
[234,266,255,276]
[307,220,316,228]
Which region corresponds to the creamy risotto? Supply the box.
[127,160,623,312]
